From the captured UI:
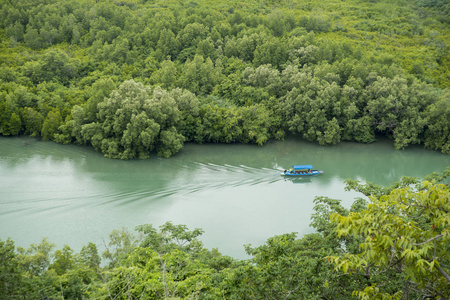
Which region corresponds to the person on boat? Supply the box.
[284,169,287,174]
[308,169,312,173]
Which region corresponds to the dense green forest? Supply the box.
[0,0,449,158]
[1,169,449,299]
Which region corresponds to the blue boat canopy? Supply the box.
[292,165,313,170]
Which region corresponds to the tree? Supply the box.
[24,27,42,49]
[0,239,22,299]
[424,91,450,154]
[226,233,329,299]
[97,222,222,299]
[179,54,222,95]
[79,80,185,159]
[42,108,62,141]
[155,28,179,61]
[196,37,217,60]
[363,76,410,135]
[281,78,343,145]
[14,237,60,298]
[242,64,281,97]
[157,127,185,158]
[18,238,56,277]
[240,104,273,145]
[329,180,450,299]
[84,78,117,123]
[23,49,78,85]
[102,227,139,268]
[345,116,376,143]
[0,101,21,136]
[7,112,21,136]
[136,222,205,255]
[50,245,75,276]
[253,37,288,69]
[78,242,101,270]
[150,59,178,90]
[170,88,201,141]
[22,107,44,137]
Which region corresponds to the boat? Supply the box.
[281,165,323,176]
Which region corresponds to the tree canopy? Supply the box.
[0,0,449,157]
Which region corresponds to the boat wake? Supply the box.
[0,163,287,216]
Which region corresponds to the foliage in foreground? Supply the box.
[1,169,449,299]
[0,0,449,157]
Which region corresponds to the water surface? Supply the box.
[1,136,448,258]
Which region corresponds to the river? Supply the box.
[0,136,448,259]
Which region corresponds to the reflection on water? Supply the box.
[282,177,313,184]
[0,136,449,259]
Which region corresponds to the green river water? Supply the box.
[1,136,449,259]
